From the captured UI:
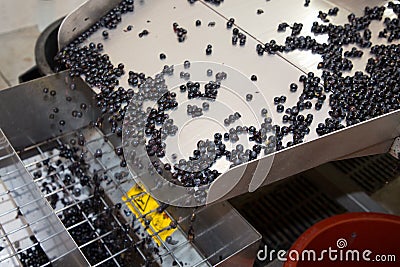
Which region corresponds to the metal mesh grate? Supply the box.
[230,175,347,266]
[332,154,399,195]
[0,129,75,267]
[0,177,52,267]
[14,127,206,267]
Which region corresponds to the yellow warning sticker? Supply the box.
[122,184,176,246]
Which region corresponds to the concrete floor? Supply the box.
[0,0,86,89]
[0,26,40,87]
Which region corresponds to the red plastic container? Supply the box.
[283,213,400,267]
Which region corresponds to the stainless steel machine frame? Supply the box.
[0,72,261,266]
[1,0,400,266]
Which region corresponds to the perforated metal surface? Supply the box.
[332,154,399,195]
[230,176,347,265]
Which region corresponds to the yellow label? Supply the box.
[122,185,176,246]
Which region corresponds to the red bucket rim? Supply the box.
[284,212,400,267]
